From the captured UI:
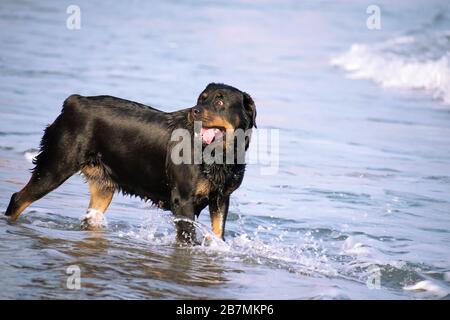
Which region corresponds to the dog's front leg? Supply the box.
[171,190,197,244]
[209,195,230,240]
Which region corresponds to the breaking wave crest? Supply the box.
[331,32,450,104]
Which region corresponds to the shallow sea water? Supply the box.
[0,0,450,299]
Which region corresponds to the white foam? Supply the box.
[118,210,176,245]
[81,208,107,228]
[331,33,450,104]
[198,231,338,277]
[124,215,338,277]
[341,236,371,256]
[403,280,450,298]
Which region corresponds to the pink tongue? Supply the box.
[200,128,222,144]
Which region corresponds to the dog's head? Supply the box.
[190,83,257,145]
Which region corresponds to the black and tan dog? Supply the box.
[5,83,256,242]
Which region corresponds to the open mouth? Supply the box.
[197,127,224,144]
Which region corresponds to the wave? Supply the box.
[404,280,450,298]
[331,32,450,105]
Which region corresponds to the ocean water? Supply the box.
[1,0,450,299]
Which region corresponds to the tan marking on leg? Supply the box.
[81,165,104,185]
[210,212,224,238]
[7,173,38,221]
[81,179,114,229]
[81,165,116,228]
[81,165,103,178]
[8,200,32,221]
[81,165,115,190]
[195,180,210,197]
[88,181,114,212]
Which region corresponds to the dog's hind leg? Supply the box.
[80,168,114,229]
[5,166,77,221]
[5,112,83,220]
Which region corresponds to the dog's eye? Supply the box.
[216,100,224,107]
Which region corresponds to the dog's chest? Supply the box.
[197,164,245,198]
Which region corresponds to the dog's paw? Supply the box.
[81,208,107,229]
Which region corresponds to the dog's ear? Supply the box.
[243,92,257,128]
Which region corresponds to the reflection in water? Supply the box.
[3,212,233,299]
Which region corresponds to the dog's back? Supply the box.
[6,94,175,220]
